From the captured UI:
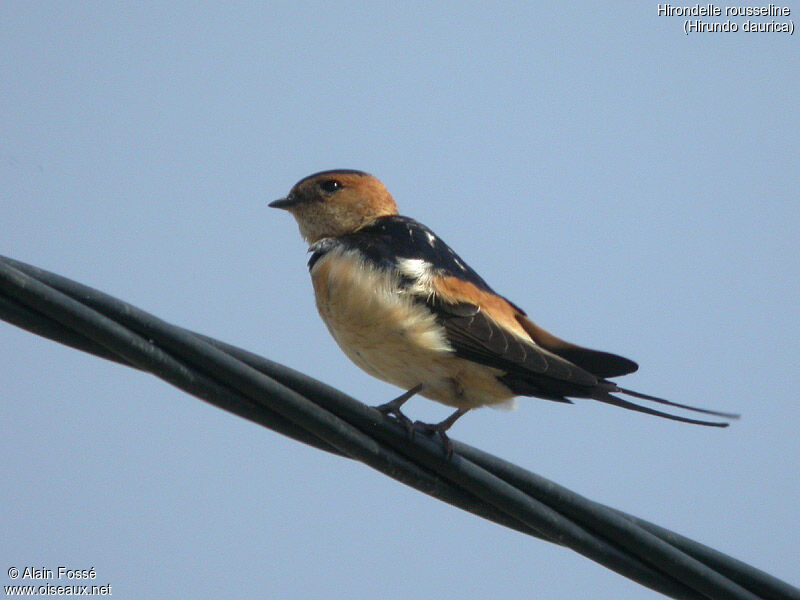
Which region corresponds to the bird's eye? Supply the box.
[319,180,342,193]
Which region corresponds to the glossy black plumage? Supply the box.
[312,215,494,291]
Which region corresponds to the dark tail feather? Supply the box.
[594,393,732,427]
[617,387,740,419]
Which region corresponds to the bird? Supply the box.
[269,169,738,450]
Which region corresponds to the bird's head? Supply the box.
[270,169,398,244]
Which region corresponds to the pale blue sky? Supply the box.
[2,3,798,599]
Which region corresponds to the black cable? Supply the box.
[1,255,798,600]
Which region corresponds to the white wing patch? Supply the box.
[397,257,432,279]
[397,257,436,296]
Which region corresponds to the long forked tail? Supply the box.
[618,387,740,419]
[594,388,740,427]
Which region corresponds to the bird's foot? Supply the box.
[413,420,455,458]
[413,408,468,459]
[375,384,423,438]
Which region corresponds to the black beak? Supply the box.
[268,196,301,209]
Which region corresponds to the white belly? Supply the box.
[310,249,515,409]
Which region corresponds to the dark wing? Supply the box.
[424,297,602,402]
[342,217,638,379]
[427,298,736,425]
[341,216,625,397]
[516,314,638,378]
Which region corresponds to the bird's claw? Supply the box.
[376,402,415,438]
[413,420,455,459]
[375,384,423,439]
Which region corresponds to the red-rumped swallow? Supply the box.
[270,169,738,446]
